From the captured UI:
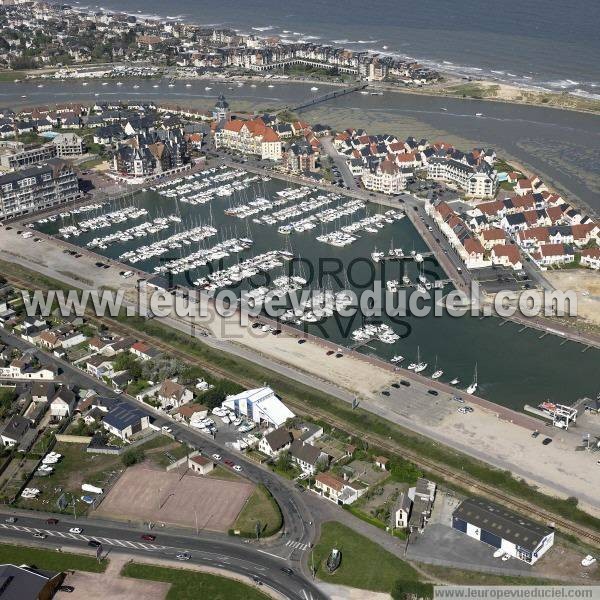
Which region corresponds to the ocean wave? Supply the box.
[252,26,275,32]
[570,89,600,100]
[332,39,349,44]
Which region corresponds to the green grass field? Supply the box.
[121,563,269,600]
[0,542,106,573]
[233,484,282,538]
[312,521,420,593]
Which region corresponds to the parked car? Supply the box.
[58,586,74,593]
[542,437,553,445]
[141,534,156,542]
[212,454,221,461]
[46,518,59,525]
[4,517,16,523]
[581,555,597,567]
[400,380,410,387]
[176,552,191,561]
[280,567,294,576]
[87,540,101,548]
[427,390,439,396]
[69,527,83,534]
[233,465,243,472]
[33,532,46,539]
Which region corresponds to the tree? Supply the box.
[391,579,434,600]
[121,447,145,467]
[276,452,292,473]
[112,353,142,380]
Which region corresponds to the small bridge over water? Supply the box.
[283,84,368,113]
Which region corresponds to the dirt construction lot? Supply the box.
[94,464,254,531]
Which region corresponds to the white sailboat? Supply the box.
[466,364,478,395]
[413,346,427,373]
[431,356,443,379]
[450,378,460,385]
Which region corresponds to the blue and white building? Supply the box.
[452,498,554,564]
[222,386,294,428]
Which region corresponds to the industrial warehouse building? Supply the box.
[452,498,554,564]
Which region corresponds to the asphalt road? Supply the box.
[0,509,324,600]
[0,327,325,594]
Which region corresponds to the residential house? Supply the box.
[289,440,328,475]
[258,426,293,457]
[130,341,160,361]
[86,355,114,379]
[581,248,600,270]
[491,245,523,270]
[314,472,366,505]
[535,244,575,267]
[0,414,31,447]
[392,492,413,529]
[50,387,76,418]
[102,404,150,441]
[173,403,208,423]
[157,379,193,409]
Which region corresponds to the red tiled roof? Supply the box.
[464,238,485,255]
[492,244,521,265]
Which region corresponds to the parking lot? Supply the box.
[471,264,533,293]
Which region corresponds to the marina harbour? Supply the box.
[4,77,600,217]
[34,166,598,410]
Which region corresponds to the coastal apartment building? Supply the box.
[0,159,81,221]
[52,132,86,157]
[0,141,57,170]
[215,118,282,161]
[428,157,498,199]
[361,159,410,194]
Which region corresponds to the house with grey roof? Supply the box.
[289,440,328,475]
[258,426,292,457]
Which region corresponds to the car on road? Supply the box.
[69,527,83,534]
[161,426,172,434]
[280,567,294,576]
[87,540,101,548]
[233,465,243,472]
[542,437,553,445]
[176,552,191,561]
[46,518,59,525]
[224,459,234,467]
[427,389,439,396]
[33,532,46,539]
[212,454,221,460]
[252,575,263,585]
[141,534,156,542]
